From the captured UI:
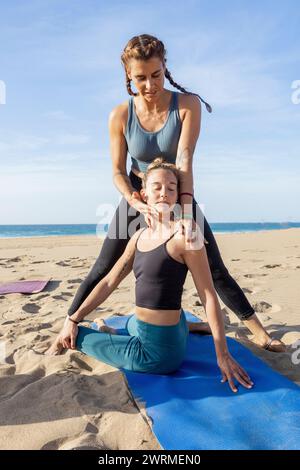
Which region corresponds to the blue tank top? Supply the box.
[125,91,182,173]
[133,228,188,310]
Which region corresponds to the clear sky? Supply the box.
[0,0,299,224]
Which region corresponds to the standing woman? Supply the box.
[68,34,285,352]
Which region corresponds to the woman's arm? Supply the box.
[176,94,201,215]
[109,104,136,204]
[69,229,143,323]
[181,242,253,392]
[108,106,157,226]
[182,243,228,357]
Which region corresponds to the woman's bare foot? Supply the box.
[45,336,64,356]
[242,313,286,352]
[251,335,286,352]
[188,321,212,335]
[93,318,118,335]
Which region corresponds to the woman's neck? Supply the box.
[136,89,170,113]
[148,216,176,237]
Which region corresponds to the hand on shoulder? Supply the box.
[174,221,205,253]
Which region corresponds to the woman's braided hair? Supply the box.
[121,34,212,113]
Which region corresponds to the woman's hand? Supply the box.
[130,191,160,228]
[217,352,254,393]
[177,217,197,243]
[176,218,208,249]
[59,316,79,350]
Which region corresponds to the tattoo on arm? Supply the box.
[176,146,195,170]
[113,170,129,182]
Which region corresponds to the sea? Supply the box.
[0,222,300,239]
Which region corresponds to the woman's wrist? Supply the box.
[69,309,85,324]
[127,191,141,208]
[179,191,194,198]
[215,343,229,359]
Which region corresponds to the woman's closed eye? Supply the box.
[153,187,175,192]
[137,73,161,82]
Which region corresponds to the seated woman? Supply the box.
[46,158,253,393]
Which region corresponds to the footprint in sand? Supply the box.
[270,304,282,313]
[231,259,240,261]
[252,301,281,314]
[244,273,268,278]
[23,323,52,333]
[7,256,23,263]
[56,261,71,267]
[42,435,108,451]
[22,303,41,314]
[35,293,50,300]
[242,287,253,294]
[52,294,71,301]
[262,264,281,269]
[253,301,271,312]
[67,279,83,284]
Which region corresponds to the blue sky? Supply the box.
[0,0,299,224]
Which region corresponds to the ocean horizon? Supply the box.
[1,223,300,239]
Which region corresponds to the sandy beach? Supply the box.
[0,228,299,450]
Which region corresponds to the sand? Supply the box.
[0,228,299,449]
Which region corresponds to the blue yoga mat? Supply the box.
[104,311,300,450]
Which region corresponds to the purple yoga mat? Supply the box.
[0,280,50,295]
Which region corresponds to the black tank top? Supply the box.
[133,228,188,310]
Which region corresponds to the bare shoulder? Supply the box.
[126,228,145,251]
[108,100,129,133]
[174,230,205,259]
[177,92,201,120]
[173,231,188,260]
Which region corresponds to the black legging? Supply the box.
[68,171,255,321]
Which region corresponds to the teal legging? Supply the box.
[76,310,189,374]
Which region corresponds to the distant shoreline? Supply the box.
[0,224,300,239]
